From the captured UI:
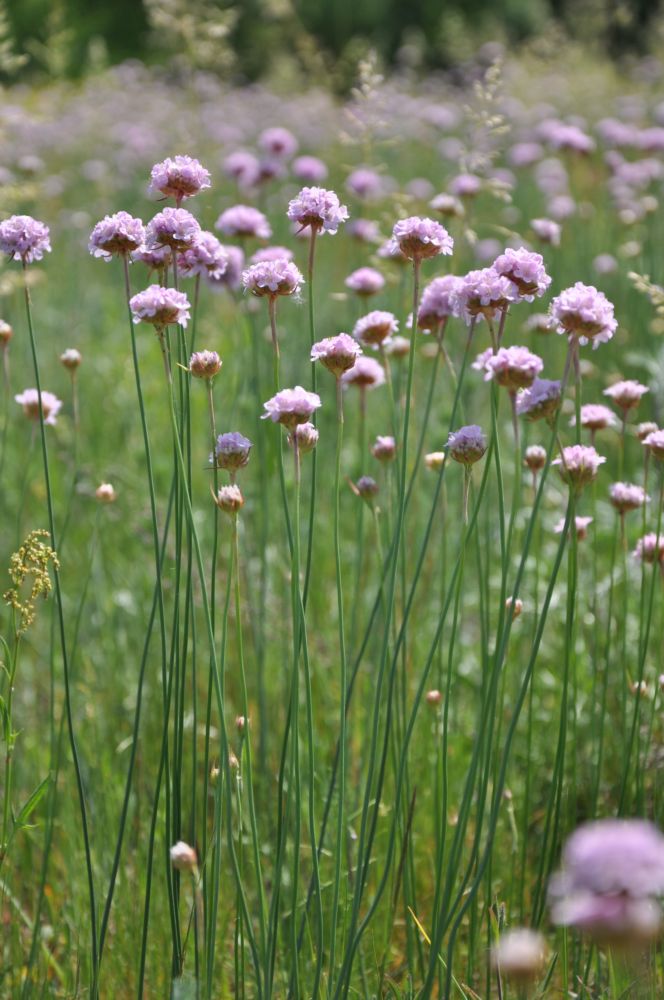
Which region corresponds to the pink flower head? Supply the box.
[15,388,62,426]
[262,385,322,428]
[574,403,618,432]
[177,232,229,280]
[207,244,244,292]
[531,218,562,246]
[223,151,260,189]
[453,268,517,323]
[555,515,593,540]
[242,259,303,298]
[213,432,253,471]
[448,424,487,465]
[290,421,319,453]
[548,123,595,155]
[550,283,617,348]
[516,378,561,421]
[145,208,201,251]
[149,155,211,202]
[250,245,294,264]
[643,428,664,460]
[353,310,398,347]
[341,356,386,390]
[345,267,385,296]
[389,216,453,261]
[287,186,349,235]
[292,156,328,184]
[89,211,145,260]
[346,168,383,200]
[129,285,190,328]
[449,173,482,198]
[429,193,465,219]
[215,205,271,240]
[525,312,557,335]
[346,219,381,244]
[549,819,664,946]
[372,435,396,461]
[377,238,408,265]
[493,248,552,300]
[483,345,544,391]
[636,421,659,442]
[189,350,222,379]
[553,444,606,491]
[417,275,463,330]
[258,127,298,159]
[603,379,649,412]
[524,444,547,473]
[131,244,172,272]
[609,481,649,514]
[311,333,362,377]
[0,215,51,263]
[635,533,664,564]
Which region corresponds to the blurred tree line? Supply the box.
[2,0,664,84]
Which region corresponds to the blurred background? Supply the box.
[2,0,664,88]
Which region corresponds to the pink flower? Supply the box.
[353,310,398,347]
[531,217,562,246]
[341,356,386,390]
[417,275,463,330]
[635,533,664,564]
[346,168,384,200]
[242,259,303,297]
[554,515,593,540]
[516,378,561,421]
[550,283,617,348]
[149,155,211,202]
[223,151,260,189]
[553,444,606,491]
[213,432,252,471]
[287,186,349,235]
[609,481,649,514]
[389,216,453,260]
[345,267,385,296]
[292,156,328,184]
[145,208,201,251]
[483,345,544,391]
[258,127,298,159]
[449,173,482,197]
[15,388,62,425]
[453,268,517,323]
[262,386,322,427]
[0,215,51,263]
[129,285,191,328]
[177,232,229,280]
[372,435,396,461]
[429,193,465,219]
[573,403,617,432]
[447,425,487,465]
[131,244,172,272]
[493,248,551,300]
[250,245,294,264]
[346,219,381,244]
[643,428,664,459]
[215,205,271,240]
[89,212,145,260]
[603,379,649,411]
[189,350,222,379]
[311,333,362,377]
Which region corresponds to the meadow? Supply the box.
[1,50,664,998]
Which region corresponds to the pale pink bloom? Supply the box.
[524,444,547,473]
[287,186,349,235]
[310,334,362,377]
[292,156,328,183]
[603,379,649,411]
[189,350,222,379]
[250,245,294,264]
[215,204,271,240]
[289,422,319,453]
[449,173,482,197]
[95,483,117,503]
[493,247,551,300]
[554,515,593,539]
[531,217,561,246]
[340,356,386,389]
[0,214,51,263]
[417,275,463,330]
[550,283,617,348]
[516,378,561,420]
[635,533,664,564]
[447,425,487,465]
[353,310,398,347]
[345,267,385,296]
[258,127,298,159]
[15,388,62,426]
[170,841,198,870]
[372,435,396,461]
[573,403,617,431]
[242,259,303,297]
[60,348,82,371]
[553,444,606,491]
[609,482,649,514]
[262,386,322,427]
[483,345,544,390]
[492,929,546,984]
[643,428,664,459]
[129,285,190,328]
[177,232,229,279]
[389,216,453,260]
[149,155,211,201]
[89,212,145,260]
[429,193,465,219]
[145,208,201,251]
[453,268,517,323]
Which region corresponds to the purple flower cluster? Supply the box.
[242,259,303,297]
[0,214,51,263]
[389,216,454,260]
[311,333,362,377]
[262,386,322,427]
[287,186,349,235]
[550,282,617,348]
[177,232,229,280]
[149,155,211,202]
[453,268,516,322]
[516,378,561,421]
[492,247,551,300]
[146,208,201,251]
[417,275,463,330]
[345,267,385,296]
[216,204,272,240]
[483,345,544,390]
[130,285,191,328]
[448,425,487,465]
[89,211,145,260]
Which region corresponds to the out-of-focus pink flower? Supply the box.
[215,205,271,240]
[603,379,648,411]
[609,481,649,513]
[573,403,617,431]
[177,232,229,279]
[643,428,664,459]
[345,267,385,296]
[453,268,516,323]
[417,275,463,330]
[292,155,328,184]
[258,127,298,159]
[353,310,398,347]
[553,444,606,491]
[531,217,562,246]
[15,388,62,426]
[341,356,386,390]
[483,345,544,390]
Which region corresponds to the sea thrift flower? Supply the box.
[377,239,408,265]
[425,451,446,471]
[516,378,561,422]
[242,259,303,298]
[555,515,593,540]
[215,205,271,240]
[89,211,145,260]
[214,484,244,514]
[341,356,386,390]
[177,232,229,280]
[549,818,664,946]
[389,216,453,260]
[525,313,557,335]
[643,428,664,459]
[311,334,362,377]
[353,310,398,347]
[170,841,198,870]
[635,533,664,564]
[15,388,62,426]
[492,929,546,985]
[131,244,172,272]
[0,215,51,263]
[189,350,222,379]
[417,275,463,330]
[292,155,328,183]
[483,346,544,390]
[493,248,552,300]
[425,689,443,706]
[258,127,298,159]
[130,285,190,328]
[213,432,252,472]
[345,267,385,296]
[289,422,319,453]
[609,482,649,514]
[347,219,381,243]
[385,337,410,359]
[430,193,465,219]
[0,320,12,344]
[95,482,117,503]
[149,155,211,202]
[145,208,201,251]
[287,186,349,235]
[637,421,659,443]
[553,444,606,491]
[355,476,379,500]
[60,348,82,371]
[346,167,383,199]
[531,217,562,246]
[448,425,487,465]
[550,283,617,348]
[453,268,516,322]
[449,173,481,198]
[223,150,260,188]
[506,596,523,619]
[212,245,244,292]
[603,379,649,412]
[262,386,321,428]
[574,403,617,432]
[250,245,294,264]
[372,435,396,461]
[524,444,547,473]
